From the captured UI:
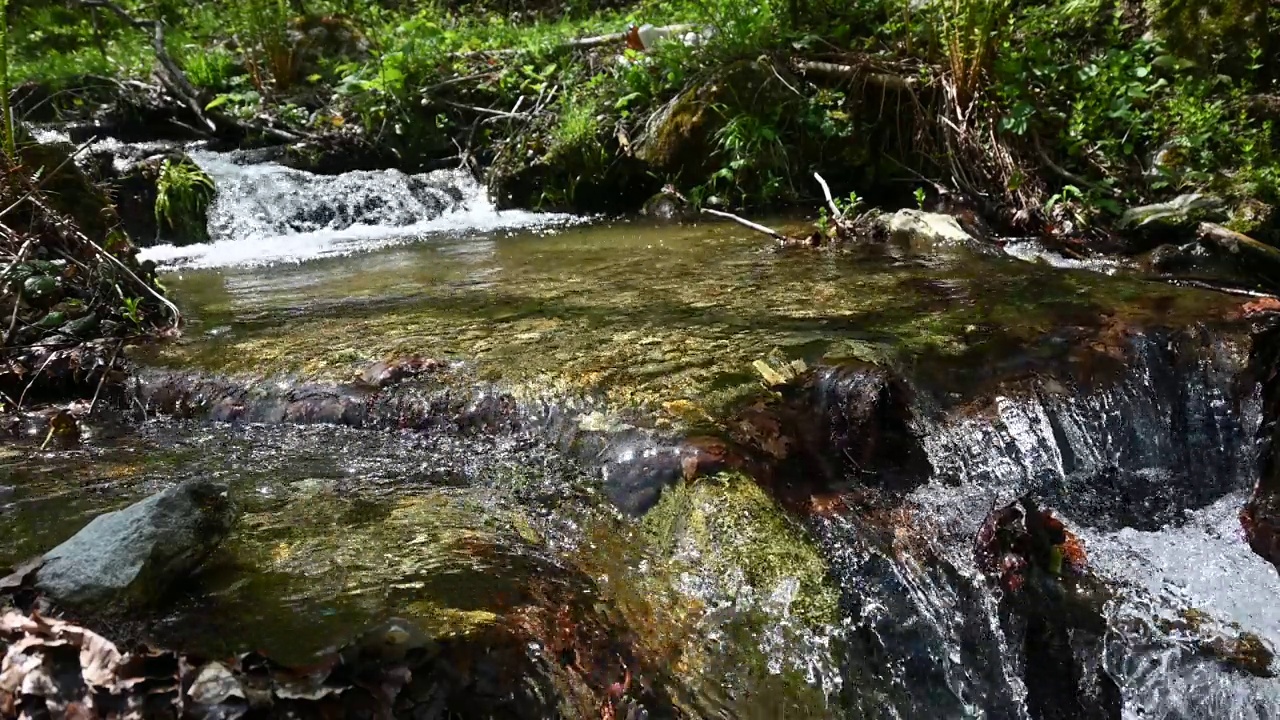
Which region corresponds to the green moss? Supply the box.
[643,472,839,627]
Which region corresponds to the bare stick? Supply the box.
[701,208,791,242]
[813,172,842,219]
[439,99,530,119]
[456,24,697,59]
[88,340,123,416]
[793,60,916,92]
[17,351,58,410]
[86,236,182,327]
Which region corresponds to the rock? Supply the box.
[1141,224,1280,292]
[111,152,214,247]
[1117,193,1227,252]
[289,15,372,83]
[33,479,235,609]
[15,139,122,244]
[639,188,689,221]
[634,89,716,180]
[886,209,994,254]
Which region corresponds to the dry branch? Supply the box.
[76,0,215,132]
[457,24,697,58]
[793,60,916,92]
[701,208,792,242]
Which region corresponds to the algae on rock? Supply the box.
[643,473,838,627]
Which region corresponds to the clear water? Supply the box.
[5,147,1278,717]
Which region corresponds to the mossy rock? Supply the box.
[642,472,838,627]
[113,153,214,247]
[1148,0,1274,77]
[15,139,121,243]
[635,89,717,180]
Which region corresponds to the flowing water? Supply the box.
[4,146,1279,717]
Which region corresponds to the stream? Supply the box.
[3,144,1279,718]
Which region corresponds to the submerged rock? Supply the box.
[33,479,235,609]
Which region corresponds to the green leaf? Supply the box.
[204,95,231,111]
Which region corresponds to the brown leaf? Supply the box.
[1243,297,1280,317]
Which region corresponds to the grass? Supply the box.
[5,0,1278,226]
[154,156,215,239]
[1,0,13,158]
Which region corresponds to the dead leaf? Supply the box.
[1243,297,1280,317]
[188,662,245,705]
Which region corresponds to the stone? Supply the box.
[1118,193,1225,231]
[111,152,213,247]
[886,209,993,254]
[33,479,235,609]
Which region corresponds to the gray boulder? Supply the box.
[886,209,996,255]
[34,479,235,609]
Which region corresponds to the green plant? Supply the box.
[914,187,927,209]
[120,296,143,326]
[181,45,239,91]
[238,0,297,93]
[1,0,14,159]
[942,0,1013,106]
[154,157,215,239]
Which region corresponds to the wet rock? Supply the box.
[356,356,448,388]
[1245,315,1280,573]
[974,496,1088,594]
[974,496,1119,720]
[109,152,214,247]
[643,472,840,627]
[640,187,690,221]
[731,363,929,502]
[32,479,235,609]
[886,209,995,255]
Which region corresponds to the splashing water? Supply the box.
[138,151,580,269]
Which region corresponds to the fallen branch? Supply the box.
[440,98,531,119]
[76,0,215,133]
[457,24,697,58]
[793,60,916,92]
[813,172,842,219]
[1033,136,1118,199]
[701,208,794,243]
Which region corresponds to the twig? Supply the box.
[420,72,498,95]
[17,351,59,410]
[1033,135,1118,198]
[86,236,182,327]
[1169,279,1280,299]
[88,340,123,416]
[813,172,842,219]
[439,99,530,119]
[701,208,791,242]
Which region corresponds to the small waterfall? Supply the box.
[139,150,578,269]
[810,326,1279,718]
